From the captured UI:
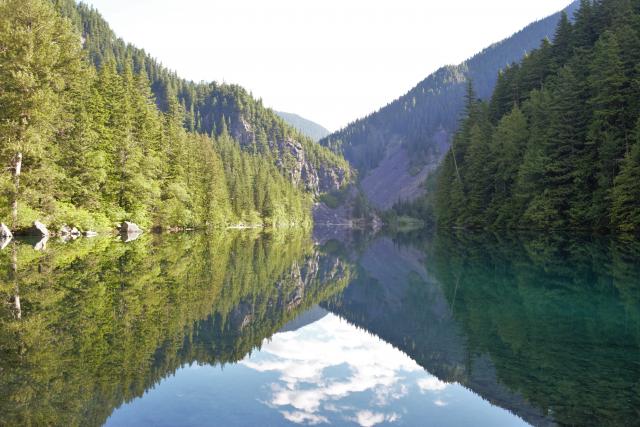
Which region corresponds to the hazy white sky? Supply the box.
[83,0,573,131]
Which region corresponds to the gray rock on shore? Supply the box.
[32,221,50,237]
[120,221,142,234]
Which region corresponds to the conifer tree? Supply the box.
[0,0,82,227]
[612,122,640,232]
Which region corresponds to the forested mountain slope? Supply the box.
[435,0,640,233]
[52,0,350,195]
[0,0,346,232]
[276,111,331,142]
[320,1,579,210]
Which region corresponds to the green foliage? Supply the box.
[432,0,640,234]
[49,0,350,194]
[612,121,640,232]
[0,0,315,231]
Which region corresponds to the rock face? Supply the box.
[31,221,50,237]
[120,221,142,234]
[231,115,348,194]
[0,223,12,239]
[360,136,447,211]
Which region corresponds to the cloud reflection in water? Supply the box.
[242,313,447,426]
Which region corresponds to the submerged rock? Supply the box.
[0,237,12,250]
[34,236,49,251]
[0,223,12,239]
[121,232,142,243]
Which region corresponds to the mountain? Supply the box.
[434,0,640,233]
[276,112,331,142]
[320,1,580,210]
[53,0,350,196]
[0,0,350,233]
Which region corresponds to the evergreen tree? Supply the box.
[588,31,628,227]
[611,120,640,232]
[430,0,640,233]
[489,105,528,225]
[0,0,82,227]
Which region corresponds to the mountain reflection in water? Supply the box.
[1,229,639,426]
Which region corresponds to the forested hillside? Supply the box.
[276,112,331,142]
[319,1,579,210]
[52,0,350,195]
[0,0,349,233]
[0,0,350,234]
[435,0,640,233]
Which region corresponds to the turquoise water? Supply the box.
[0,230,638,426]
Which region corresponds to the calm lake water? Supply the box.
[0,229,638,426]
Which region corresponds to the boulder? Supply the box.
[0,223,12,239]
[31,221,50,237]
[84,230,98,237]
[70,227,81,237]
[120,221,142,234]
[59,225,72,236]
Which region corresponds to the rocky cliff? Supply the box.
[231,116,349,194]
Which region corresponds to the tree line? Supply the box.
[434,0,640,233]
[319,3,577,176]
[53,0,349,192]
[0,0,313,232]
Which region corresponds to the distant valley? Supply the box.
[276,111,331,142]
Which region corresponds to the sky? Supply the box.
[83,0,574,131]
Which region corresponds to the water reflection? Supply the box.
[1,229,638,426]
[243,313,421,425]
[0,231,351,426]
[108,312,527,427]
[326,231,640,427]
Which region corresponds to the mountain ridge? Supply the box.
[276,111,331,142]
[54,0,351,195]
[320,0,580,210]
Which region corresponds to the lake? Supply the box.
[0,229,638,426]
